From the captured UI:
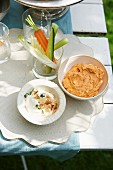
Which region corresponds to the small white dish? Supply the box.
[58,55,108,101]
[17,79,66,125]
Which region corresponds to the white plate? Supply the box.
[17,79,66,125]
[0,31,101,146]
[15,0,83,9]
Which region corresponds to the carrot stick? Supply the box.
[38,29,48,45]
[26,15,48,52]
[34,31,48,52]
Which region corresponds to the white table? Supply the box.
[71,0,113,149]
[81,0,103,4]
[77,37,113,149]
[71,0,107,34]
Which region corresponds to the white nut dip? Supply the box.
[24,88,58,118]
[17,79,66,125]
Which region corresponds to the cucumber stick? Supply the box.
[52,23,59,36]
[46,27,55,74]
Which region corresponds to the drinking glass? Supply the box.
[22,8,63,80]
[22,8,51,41]
[0,22,11,64]
[33,47,63,80]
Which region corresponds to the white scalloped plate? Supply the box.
[0,30,103,147]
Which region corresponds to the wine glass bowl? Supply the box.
[0,22,11,63]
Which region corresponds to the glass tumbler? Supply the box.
[0,22,11,64]
[33,47,63,80]
[22,8,62,80]
[22,8,51,41]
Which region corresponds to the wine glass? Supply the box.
[0,22,11,64]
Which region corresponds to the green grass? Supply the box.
[26,151,113,170]
[0,0,113,169]
[103,0,113,64]
[0,151,113,170]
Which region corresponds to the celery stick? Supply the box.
[18,35,57,69]
[54,38,69,50]
[46,27,55,74]
[26,15,38,31]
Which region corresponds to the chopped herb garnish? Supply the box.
[35,104,40,109]
[35,104,38,108]
[40,94,45,98]
[24,93,29,98]
[29,89,34,95]
[42,110,44,114]
[24,89,34,98]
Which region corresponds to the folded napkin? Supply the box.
[1,0,80,161]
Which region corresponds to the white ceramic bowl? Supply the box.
[17,79,66,125]
[0,0,10,21]
[58,55,108,100]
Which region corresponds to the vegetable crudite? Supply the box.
[18,15,69,74]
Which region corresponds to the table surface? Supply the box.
[71,0,107,34]
[71,0,113,149]
[78,37,113,149]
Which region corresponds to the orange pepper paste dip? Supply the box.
[62,64,104,98]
